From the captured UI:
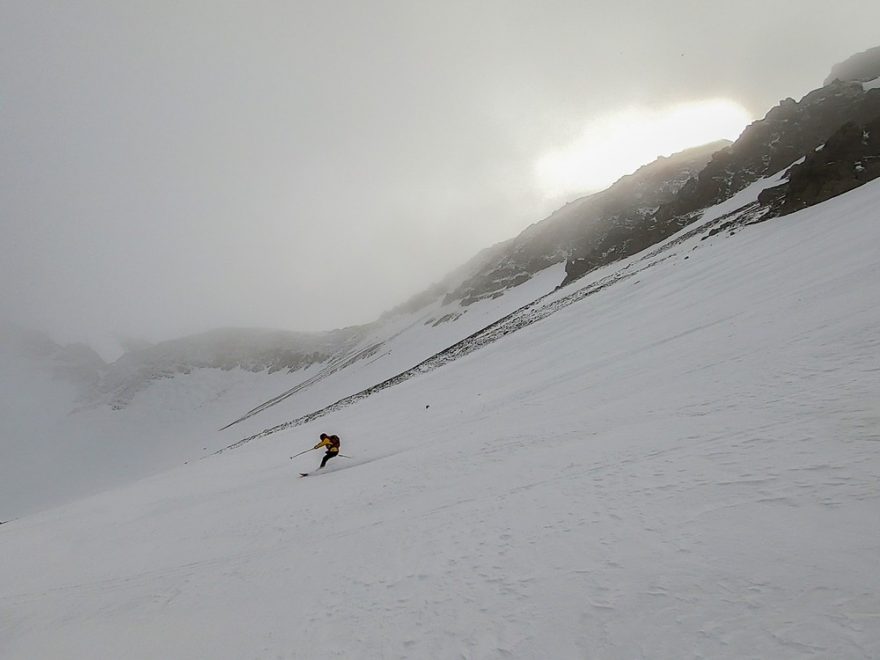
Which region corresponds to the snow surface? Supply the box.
[0,351,312,517]
[2,181,880,658]
[862,75,880,91]
[0,264,565,518]
[220,262,568,436]
[229,170,795,451]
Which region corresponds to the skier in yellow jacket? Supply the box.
[313,433,341,469]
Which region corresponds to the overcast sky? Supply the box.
[2,1,878,355]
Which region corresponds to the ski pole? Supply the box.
[338,454,353,459]
[289,448,317,460]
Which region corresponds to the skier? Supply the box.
[313,433,341,469]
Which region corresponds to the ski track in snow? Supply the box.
[1,180,880,659]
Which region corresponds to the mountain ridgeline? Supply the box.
[408,50,880,297]
[21,47,880,419]
[4,47,880,521]
[442,140,727,304]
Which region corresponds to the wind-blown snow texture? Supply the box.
[2,181,880,659]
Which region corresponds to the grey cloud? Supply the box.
[2,0,879,353]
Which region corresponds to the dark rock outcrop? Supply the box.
[401,50,880,303]
[560,142,728,284]
[758,113,880,216]
[421,73,880,294]
[653,81,880,226]
[565,79,880,284]
[442,141,726,302]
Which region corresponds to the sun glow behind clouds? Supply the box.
[536,99,753,198]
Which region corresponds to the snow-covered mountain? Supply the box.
[3,172,879,659]
[2,47,880,659]
[436,140,727,306]
[4,51,880,518]
[0,266,569,517]
[0,137,725,518]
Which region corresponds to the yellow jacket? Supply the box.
[314,436,340,453]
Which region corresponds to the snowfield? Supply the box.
[0,263,566,518]
[2,180,880,659]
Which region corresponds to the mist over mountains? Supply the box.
[11,47,880,410]
[3,42,880,660]
[3,45,880,516]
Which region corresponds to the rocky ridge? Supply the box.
[759,111,880,216]
[32,46,880,417]
[437,141,725,305]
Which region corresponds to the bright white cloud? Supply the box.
[535,99,753,198]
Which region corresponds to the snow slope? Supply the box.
[219,262,567,437]
[0,264,565,519]
[0,343,312,518]
[2,181,880,659]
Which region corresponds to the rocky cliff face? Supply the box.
[419,66,880,296]
[438,141,726,305]
[758,111,880,216]
[560,142,727,285]
[34,47,880,417]
[652,81,880,226]
[560,76,876,286]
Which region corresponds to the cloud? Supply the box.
[2,1,879,349]
[535,100,753,198]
